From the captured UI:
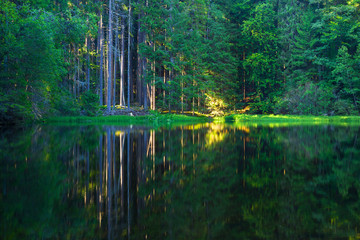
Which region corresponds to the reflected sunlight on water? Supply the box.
[1,123,360,239]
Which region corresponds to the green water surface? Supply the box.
[1,122,360,239]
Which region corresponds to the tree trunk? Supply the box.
[243,51,246,100]
[151,35,155,110]
[163,67,166,108]
[137,13,143,106]
[73,44,77,97]
[107,0,113,112]
[77,46,80,96]
[127,0,131,110]
[181,69,184,113]
[169,69,172,113]
[86,36,90,91]
[113,17,119,108]
[120,18,125,107]
[99,14,104,105]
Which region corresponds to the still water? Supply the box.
[1,123,360,239]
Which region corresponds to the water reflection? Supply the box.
[1,123,360,239]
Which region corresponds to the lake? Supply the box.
[1,122,360,239]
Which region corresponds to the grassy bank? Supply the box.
[43,113,360,127]
[216,114,360,125]
[44,114,209,125]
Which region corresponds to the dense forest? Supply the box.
[1,0,360,122]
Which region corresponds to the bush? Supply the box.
[54,94,80,116]
[275,82,333,115]
[79,91,100,116]
[333,99,358,115]
[205,92,228,116]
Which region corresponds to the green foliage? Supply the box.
[79,91,100,116]
[0,0,99,123]
[53,92,80,116]
[2,0,360,120]
[333,99,358,115]
[275,82,333,115]
[331,45,360,112]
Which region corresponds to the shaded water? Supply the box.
[1,123,360,239]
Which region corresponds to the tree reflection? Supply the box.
[1,124,360,239]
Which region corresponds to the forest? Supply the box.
[1,0,360,123]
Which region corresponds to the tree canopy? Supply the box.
[1,0,360,123]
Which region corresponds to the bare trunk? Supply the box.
[107,0,113,112]
[151,36,155,110]
[168,4,173,113]
[73,44,77,97]
[77,46,80,96]
[113,17,119,108]
[137,14,143,106]
[198,91,200,112]
[105,30,108,106]
[243,51,246,100]
[120,18,125,106]
[163,67,166,107]
[99,14,104,105]
[169,69,172,113]
[127,0,131,110]
[192,78,195,116]
[86,36,90,91]
[181,69,184,113]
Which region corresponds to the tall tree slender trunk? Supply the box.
[137,13,143,106]
[192,68,195,116]
[163,31,166,108]
[77,46,80,96]
[243,51,246,100]
[163,67,166,107]
[107,0,113,112]
[86,36,90,91]
[113,17,119,108]
[99,14,104,105]
[168,3,174,113]
[181,69,184,113]
[73,44,77,97]
[127,0,131,110]
[151,34,155,110]
[105,32,108,105]
[169,69,172,113]
[143,62,148,110]
[120,18,125,106]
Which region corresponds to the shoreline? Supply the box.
[42,113,360,125]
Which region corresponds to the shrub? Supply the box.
[79,91,100,116]
[54,94,80,116]
[333,99,358,115]
[275,82,333,115]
